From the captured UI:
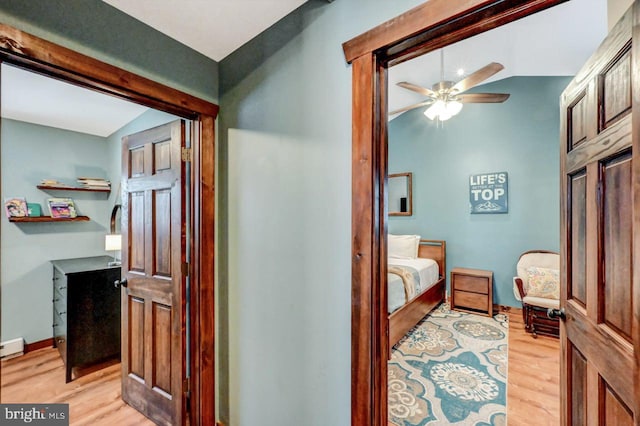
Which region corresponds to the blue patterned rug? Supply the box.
[389,303,508,426]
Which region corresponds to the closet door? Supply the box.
[120,120,187,426]
[559,6,636,425]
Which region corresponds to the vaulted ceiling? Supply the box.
[388,0,607,117]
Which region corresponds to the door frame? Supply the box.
[0,24,218,424]
[342,1,568,424]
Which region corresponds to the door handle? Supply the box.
[114,279,128,289]
[547,308,566,321]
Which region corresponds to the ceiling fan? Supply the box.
[391,50,510,121]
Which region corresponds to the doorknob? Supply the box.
[114,279,128,289]
[547,308,566,321]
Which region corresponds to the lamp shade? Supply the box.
[105,234,122,251]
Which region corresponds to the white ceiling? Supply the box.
[102,0,309,61]
[388,0,608,117]
[0,0,609,135]
[1,64,148,137]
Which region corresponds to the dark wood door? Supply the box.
[560,6,637,425]
[121,120,186,425]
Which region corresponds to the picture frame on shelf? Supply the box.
[47,198,78,218]
[4,197,28,218]
[27,203,42,217]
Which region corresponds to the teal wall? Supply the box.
[388,76,571,307]
[1,108,179,346]
[219,0,425,424]
[1,119,112,343]
[0,0,218,103]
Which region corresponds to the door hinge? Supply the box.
[182,262,190,277]
[181,147,192,162]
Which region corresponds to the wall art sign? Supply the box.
[469,171,508,214]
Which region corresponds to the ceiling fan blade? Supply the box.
[451,63,504,94]
[396,82,437,98]
[458,93,510,103]
[389,100,434,115]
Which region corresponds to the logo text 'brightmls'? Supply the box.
[1,404,68,425]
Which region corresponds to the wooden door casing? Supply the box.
[343,1,570,424]
[560,6,636,425]
[0,23,217,425]
[121,120,186,426]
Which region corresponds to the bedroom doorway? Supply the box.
[343,1,635,425]
[0,63,187,425]
[382,4,579,423]
[0,24,217,425]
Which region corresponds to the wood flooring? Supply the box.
[1,348,153,425]
[506,309,560,425]
[3,310,560,426]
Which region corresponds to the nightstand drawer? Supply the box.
[454,274,489,294]
[450,267,493,317]
[454,290,489,311]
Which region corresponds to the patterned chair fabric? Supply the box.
[513,250,560,337]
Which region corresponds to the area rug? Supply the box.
[389,303,508,426]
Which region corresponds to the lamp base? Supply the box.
[108,260,121,267]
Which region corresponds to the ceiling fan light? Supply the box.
[424,100,445,120]
[446,100,463,116]
[438,111,452,121]
[424,105,437,120]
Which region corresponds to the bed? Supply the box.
[388,237,446,351]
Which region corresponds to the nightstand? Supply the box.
[450,267,493,317]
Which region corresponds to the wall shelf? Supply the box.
[9,216,90,223]
[37,185,110,193]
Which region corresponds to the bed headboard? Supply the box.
[418,239,446,278]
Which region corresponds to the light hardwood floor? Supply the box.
[506,310,560,425]
[1,349,153,425]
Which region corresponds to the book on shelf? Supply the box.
[40,179,73,188]
[5,197,28,218]
[27,203,42,217]
[47,198,78,218]
[76,177,111,189]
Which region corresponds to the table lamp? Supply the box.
[105,203,122,267]
[105,234,121,266]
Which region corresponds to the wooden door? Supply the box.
[120,120,186,425]
[560,6,637,425]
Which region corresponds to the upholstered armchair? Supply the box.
[513,250,560,337]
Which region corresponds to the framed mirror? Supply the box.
[388,172,412,216]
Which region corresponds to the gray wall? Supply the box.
[1,119,112,343]
[219,1,424,424]
[388,76,570,308]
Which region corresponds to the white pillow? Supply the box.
[388,234,421,259]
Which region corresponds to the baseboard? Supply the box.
[494,304,522,314]
[25,337,54,353]
[216,422,225,426]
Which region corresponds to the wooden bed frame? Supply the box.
[388,239,446,351]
